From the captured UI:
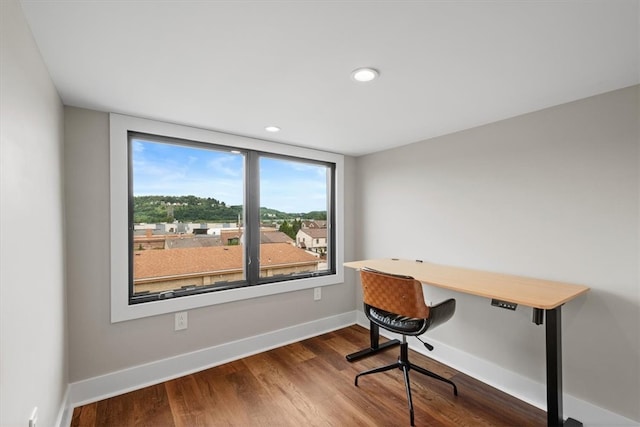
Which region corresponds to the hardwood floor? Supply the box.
[71,325,546,426]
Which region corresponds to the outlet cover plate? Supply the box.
[175,312,188,330]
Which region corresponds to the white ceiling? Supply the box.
[20,0,639,156]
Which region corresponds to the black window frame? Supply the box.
[127,131,336,305]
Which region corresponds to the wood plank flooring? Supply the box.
[71,325,546,426]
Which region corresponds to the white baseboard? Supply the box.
[354,313,638,427]
[56,387,71,427]
[59,311,357,426]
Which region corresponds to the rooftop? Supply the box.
[134,243,318,280]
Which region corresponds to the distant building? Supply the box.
[165,235,222,249]
[219,229,294,246]
[220,229,242,245]
[301,220,327,229]
[261,231,295,245]
[133,243,319,294]
[296,228,327,255]
[133,229,167,250]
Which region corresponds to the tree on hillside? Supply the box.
[279,219,303,240]
[279,220,294,239]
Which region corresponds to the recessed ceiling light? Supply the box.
[265,126,280,132]
[351,67,379,82]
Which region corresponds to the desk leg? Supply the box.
[346,322,400,362]
[546,306,582,427]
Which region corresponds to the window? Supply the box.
[111,114,344,322]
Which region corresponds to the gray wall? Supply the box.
[355,85,639,421]
[64,107,357,382]
[0,1,68,426]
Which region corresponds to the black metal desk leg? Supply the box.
[346,321,400,362]
[546,306,563,426]
[546,306,582,427]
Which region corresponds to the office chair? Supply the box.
[355,267,458,426]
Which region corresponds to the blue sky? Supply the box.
[132,139,328,213]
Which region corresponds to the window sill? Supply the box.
[111,271,344,322]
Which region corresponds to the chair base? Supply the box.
[355,342,457,426]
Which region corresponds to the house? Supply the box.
[301,220,327,229]
[1,1,638,426]
[296,228,328,256]
[261,230,295,245]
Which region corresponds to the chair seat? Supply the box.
[368,306,426,334]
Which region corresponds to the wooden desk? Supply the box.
[345,259,590,427]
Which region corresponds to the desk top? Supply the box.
[344,259,590,310]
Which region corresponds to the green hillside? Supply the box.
[133,195,326,223]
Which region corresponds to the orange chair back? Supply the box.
[360,269,430,319]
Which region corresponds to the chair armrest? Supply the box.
[427,298,456,330]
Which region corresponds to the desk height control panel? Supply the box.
[491,298,517,310]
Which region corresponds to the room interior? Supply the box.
[1,1,638,426]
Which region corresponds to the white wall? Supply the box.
[0,1,68,426]
[64,107,357,382]
[355,86,639,422]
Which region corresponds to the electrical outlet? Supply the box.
[313,287,321,301]
[175,312,188,331]
[29,407,38,427]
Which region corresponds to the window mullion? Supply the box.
[245,151,260,284]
